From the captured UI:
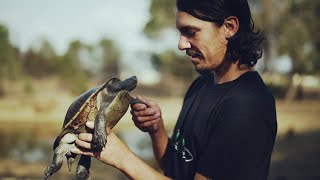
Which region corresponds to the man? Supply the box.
[71,0,277,179]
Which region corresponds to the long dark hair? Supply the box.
[177,0,264,67]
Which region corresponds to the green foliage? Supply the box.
[151,50,195,80]
[277,17,308,73]
[144,0,176,38]
[266,83,287,99]
[68,74,89,95]
[22,39,59,78]
[276,0,320,75]
[23,78,34,95]
[0,24,22,96]
[0,24,21,80]
[56,55,89,95]
[56,41,90,95]
[99,38,121,78]
[0,24,121,95]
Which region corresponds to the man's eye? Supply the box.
[187,31,195,35]
[183,30,196,37]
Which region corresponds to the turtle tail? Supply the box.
[66,152,77,172]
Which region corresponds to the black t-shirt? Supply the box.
[162,71,277,180]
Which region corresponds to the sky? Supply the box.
[0,0,149,53]
[0,0,179,84]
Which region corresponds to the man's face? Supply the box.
[176,10,228,74]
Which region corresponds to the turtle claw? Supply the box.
[44,161,62,180]
[130,98,146,105]
[44,170,52,180]
[91,135,106,152]
[44,169,51,180]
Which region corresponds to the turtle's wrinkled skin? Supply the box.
[44,76,142,180]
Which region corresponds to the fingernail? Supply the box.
[148,109,155,114]
[139,105,146,110]
[86,121,93,126]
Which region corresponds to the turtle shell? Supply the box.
[53,79,113,149]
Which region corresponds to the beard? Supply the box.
[193,57,230,76]
[186,48,230,75]
[186,49,212,75]
[186,49,203,59]
[194,64,215,75]
[186,49,211,75]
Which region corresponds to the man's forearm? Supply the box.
[118,150,171,180]
[149,119,169,167]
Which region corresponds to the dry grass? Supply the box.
[276,100,320,135]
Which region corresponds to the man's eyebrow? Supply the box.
[178,25,200,32]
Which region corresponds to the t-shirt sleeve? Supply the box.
[196,96,274,180]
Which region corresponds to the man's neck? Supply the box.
[213,62,252,84]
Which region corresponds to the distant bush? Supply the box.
[266,83,287,99]
[23,78,34,95]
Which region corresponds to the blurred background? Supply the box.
[0,0,319,179]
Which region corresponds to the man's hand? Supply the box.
[71,121,131,169]
[71,121,171,180]
[130,96,162,133]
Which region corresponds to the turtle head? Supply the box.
[105,76,138,93]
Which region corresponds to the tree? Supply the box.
[151,50,196,95]
[143,0,176,38]
[289,0,319,74]
[99,38,121,78]
[0,24,21,96]
[151,50,195,80]
[22,39,57,78]
[56,40,90,95]
[275,0,320,100]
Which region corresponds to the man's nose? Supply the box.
[178,36,191,50]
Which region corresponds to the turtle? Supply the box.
[44,76,143,180]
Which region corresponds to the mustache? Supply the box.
[186,49,203,58]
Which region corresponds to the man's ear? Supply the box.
[223,16,239,39]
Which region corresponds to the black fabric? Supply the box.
[163,71,277,180]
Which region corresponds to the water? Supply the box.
[0,125,156,179]
[0,130,51,162]
[0,128,153,162]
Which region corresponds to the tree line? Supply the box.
[0,24,121,95]
[0,0,319,100]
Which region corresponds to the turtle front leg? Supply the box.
[92,111,107,151]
